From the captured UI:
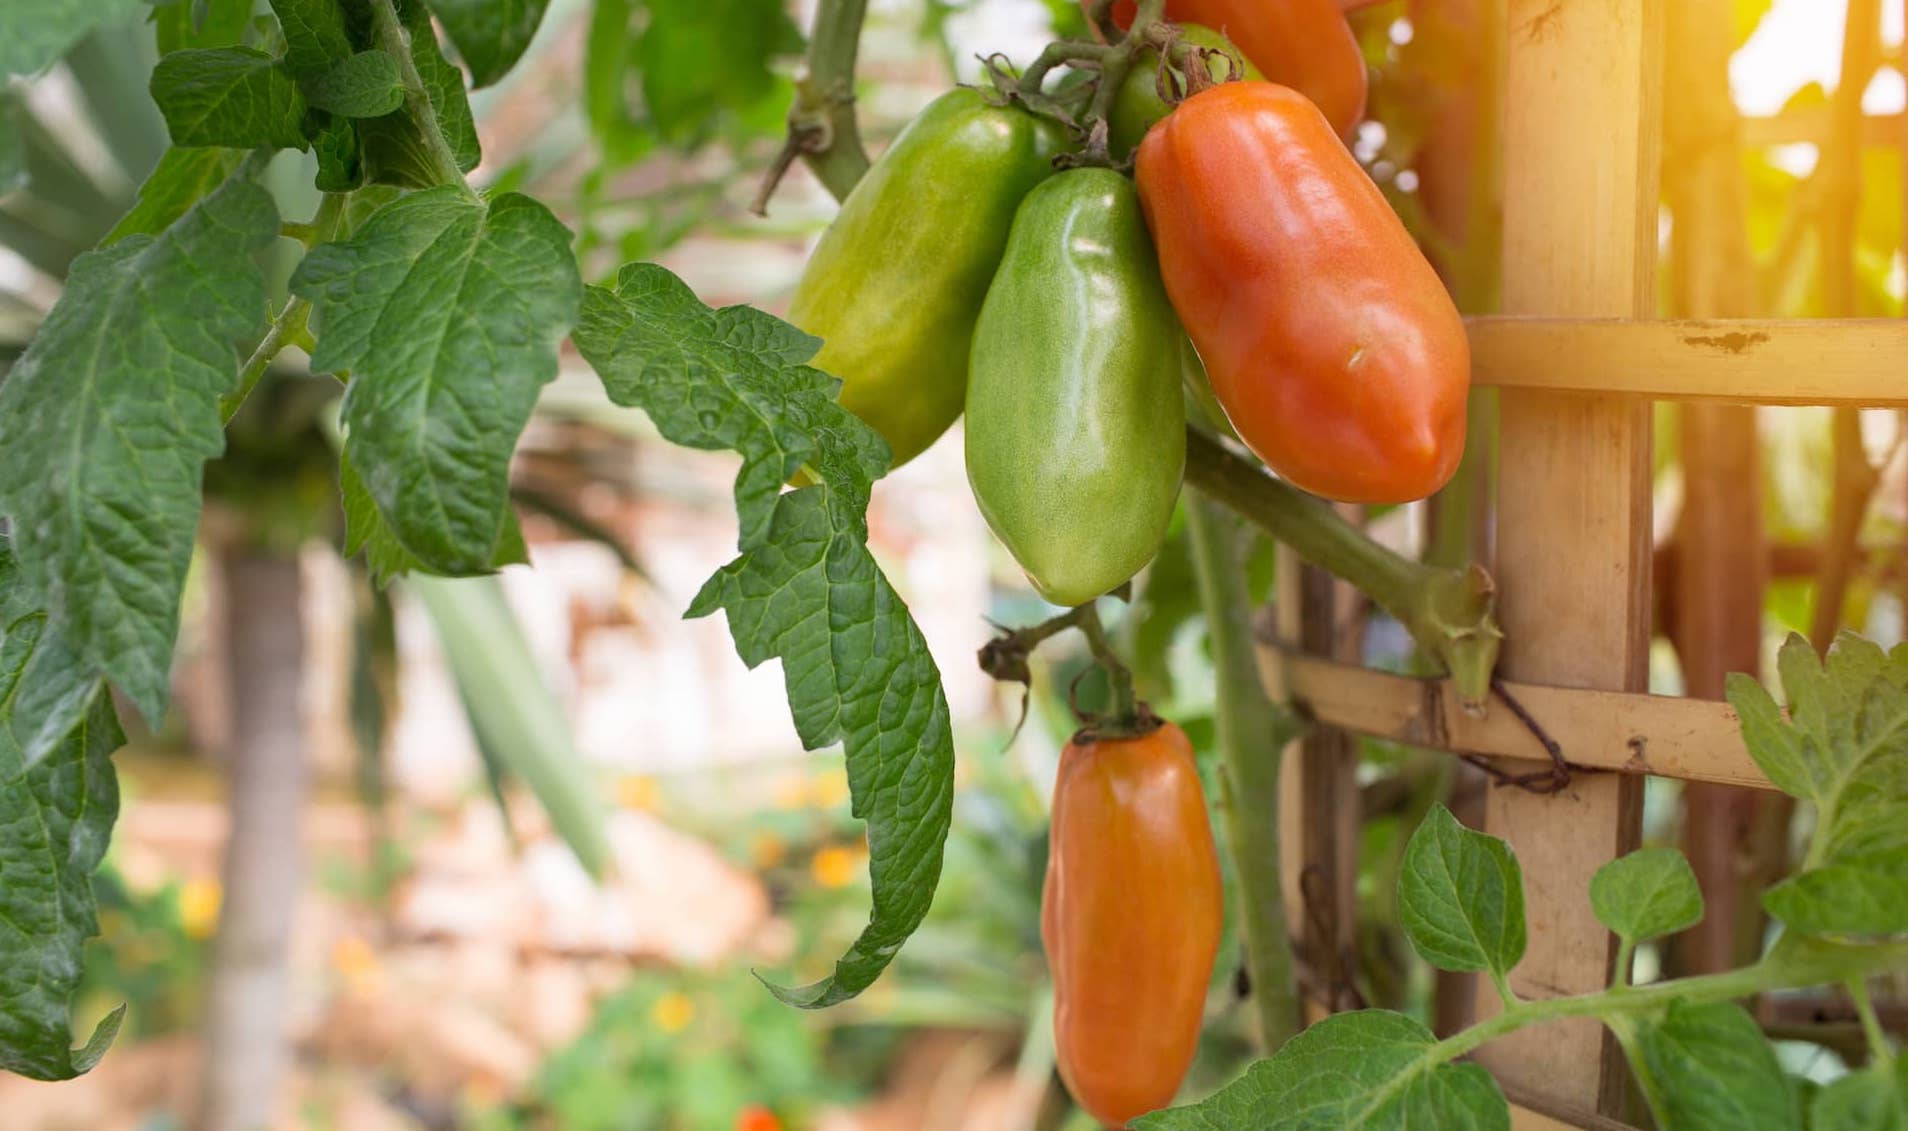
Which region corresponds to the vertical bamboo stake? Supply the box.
[1663,0,1773,977]
[1476,0,1662,1116]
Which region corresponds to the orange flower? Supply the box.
[810,845,860,889]
[734,1104,783,1131]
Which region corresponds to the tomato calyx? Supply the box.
[1070,699,1166,745]
[977,591,1150,739]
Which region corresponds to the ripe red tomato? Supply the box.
[1044,721,1222,1128]
[733,1105,782,1131]
[1136,81,1469,504]
[1086,0,1367,138]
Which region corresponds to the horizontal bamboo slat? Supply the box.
[1254,645,1774,792]
[1466,316,1908,406]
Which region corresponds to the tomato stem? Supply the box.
[1182,427,1502,710]
[757,0,871,211]
[1075,601,1142,729]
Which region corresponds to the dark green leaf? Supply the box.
[153,0,254,53]
[292,187,579,575]
[1134,1010,1509,1129]
[357,0,481,185]
[572,263,954,1008]
[635,0,802,147]
[102,146,239,244]
[1728,632,1908,936]
[311,115,365,192]
[150,47,310,150]
[1399,803,1527,977]
[1589,847,1704,945]
[1811,1062,1908,1131]
[0,532,126,1080]
[0,96,23,196]
[340,448,528,584]
[305,50,404,117]
[0,540,104,766]
[0,179,277,722]
[582,0,651,167]
[1630,1001,1798,1131]
[425,0,551,87]
[0,0,144,78]
[268,0,358,77]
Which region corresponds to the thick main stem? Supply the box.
[1183,428,1501,708]
[1185,495,1304,1051]
[368,0,475,196]
[797,0,871,203]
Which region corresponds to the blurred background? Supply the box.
[1,0,1903,1128]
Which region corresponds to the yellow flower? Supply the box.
[810,845,861,889]
[751,833,787,869]
[616,774,661,811]
[810,768,850,810]
[652,990,696,1034]
[332,935,380,985]
[179,878,221,940]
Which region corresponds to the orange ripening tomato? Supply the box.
[1043,721,1221,1129]
[1136,81,1470,504]
[1087,0,1366,138]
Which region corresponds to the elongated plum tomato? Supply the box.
[966,168,1185,607]
[786,89,1064,469]
[1086,0,1366,138]
[1136,81,1469,503]
[1044,721,1221,1129]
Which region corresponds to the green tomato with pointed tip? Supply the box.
[1108,25,1263,160]
[787,89,1066,470]
[966,168,1186,607]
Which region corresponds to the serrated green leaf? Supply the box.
[1134,1010,1509,1129]
[1728,632,1908,936]
[0,533,126,1080]
[1399,803,1527,977]
[572,263,954,1009]
[357,0,481,186]
[292,187,579,575]
[0,0,144,79]
[1629,1001,1799,1131]
[268,0,358,77]
[0,179,277,722]
[305,50,404,118]
[635,0,803,148]
[425,0,551,87]
[150,47,310,150]
[102,146,239,245]
[311,114,365,192]
[341,448,528,584]
[1811,1062,1908,1131]
[0,538,104,767]
[1590,847,1704,945]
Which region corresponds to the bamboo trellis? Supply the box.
[1264,2,1903,1125]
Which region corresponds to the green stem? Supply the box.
[221,195,346,424]
[1185,494,1305,1052]
[1075,601,1138,727]
[1182,427,1502,709]
[797,0,872,203]
[368,0,477,197]
[1614,938,1637,989]
[1848,977,1894,1063]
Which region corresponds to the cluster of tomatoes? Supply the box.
[787,2,1467,1125]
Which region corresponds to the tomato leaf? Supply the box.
[267,0,357,77]
[0,0,144,79]
[292,187,579,576]
[102,146,241,245]
[1590,847,1704,945]
[1628,1001,1799,1131]
[0,534,126,1081]
[424,0,551,88]
[304,50,404,118]
[634,0,802,148]
[1727,632,1908,936]
[340,449,528,584]
[1810,1060,1908,1131]
[0,178,277,723]
[150,47,311,150]
[356,0,482,187]
[0,95,24,197]
[1135,1010,1509,1129]
[1399,803,1527,978]
[572,263,955,1009]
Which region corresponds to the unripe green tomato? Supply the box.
[1108,25,1262,160]
[966,168,1186,606]
[787,89,1066,470]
